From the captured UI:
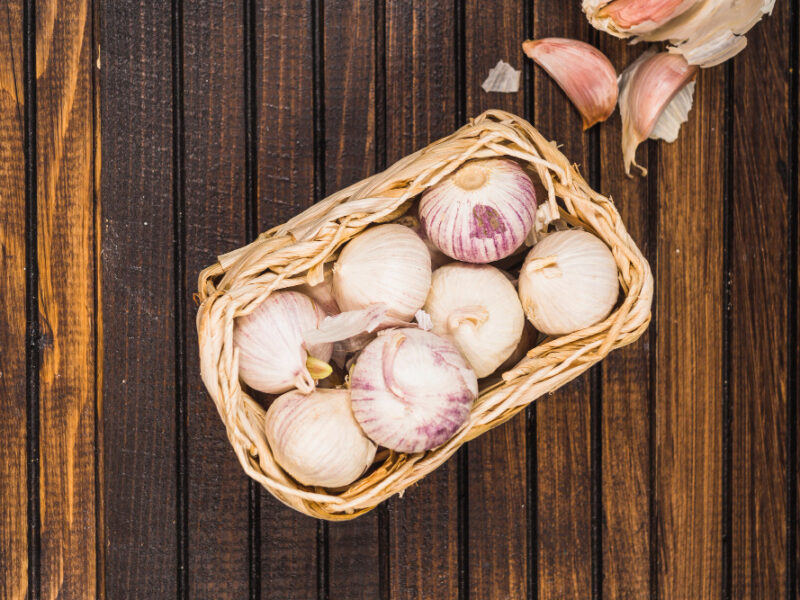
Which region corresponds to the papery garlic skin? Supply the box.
[424,263,524,378]
[234,291,333,394]
[522,38,618,130]
[350,328,478,453]
[419,159,537,264]
[333,224,432,321]
[296,266,340,316]
[518,230,619,336]
[265,388,377,488]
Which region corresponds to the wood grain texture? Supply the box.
[36,1,97,597]
[384,2,460,598]
[183,1,250,598]
[730,2,791,596]
[0,2,28,598]
[531,8,594,600]
[322,1,380,597]
[255,2,318,597]
[655,66,725,598]
[594,36,653,600]
[99,1,178,596]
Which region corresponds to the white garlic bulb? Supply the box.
[264,388,377,488]
[350,328,478,453]
[423,263,524,378]
[518,229,619,335]
[419,158,537,263]
[234,291,333,394]
[333,224,432,321]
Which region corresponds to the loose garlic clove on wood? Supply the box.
[595,0,701,34]
[522,38,618,131]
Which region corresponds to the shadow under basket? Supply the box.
[196,109,654,520]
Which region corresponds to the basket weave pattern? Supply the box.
[196,110,653,520]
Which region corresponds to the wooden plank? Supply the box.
[36,0,97,597]
[655,67,725,598]
[594,36,653,600]
[530,9,594,600]
[0,1,28,597]
[255,2,318,597]
[322,1,380,597]
[729,3,791,596]
[182,1,249,598]
[384,3,460,598]
[100,1,178,595]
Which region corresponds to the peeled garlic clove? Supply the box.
[265,388,377,488]
[518,230,619,336]
[234,291,333,394]
[595,0,701,33]
[522,38,618,130]
[350,328,478,453]
[333,224,432,321]
[419,158,537,264]
[618,50,698,176]
[424,263,524,378]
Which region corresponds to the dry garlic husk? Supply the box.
[522,38,618,130]
[333,224,432,321]
[518,230,619,335]
[295,265,339,316]
[619,50,698,176]
[350,328,478,453]
[420,158,537,264]
[264,388,377,488]
[234,291,333,394]
[423,263,524,378]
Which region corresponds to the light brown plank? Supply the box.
[0,1,28,598]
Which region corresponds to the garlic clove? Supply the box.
[305,356,333,381]
[618,50,698,176]
[596,0,701,33]
[522,38,618,131]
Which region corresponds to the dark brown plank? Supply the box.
[322,1,381,597]
[594,36,653,600]
[0,1,27,597]
[100,1,178,595]
[183,1,249,598]
[730,4,791,596]
[384,2,459,598]
[655,66,725,598]
[530,9,594,600]
[255,2,318,597]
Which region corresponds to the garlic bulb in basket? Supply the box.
[333,224,432,321]
[265,388,376,488]
[419,158,537,263]
[423,263,524,378]
[350,328,478,453]
[234,291,333,394]
[518,230,619,335]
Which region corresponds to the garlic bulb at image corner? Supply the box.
[419,158,537,264]
[423,263,524,378]
[518,230,619,336]
[350,328,478,453]
[264,388,377,488]
[233,290,333,394]
[333,224,432,321]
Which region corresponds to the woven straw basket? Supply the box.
[196,109,653,520]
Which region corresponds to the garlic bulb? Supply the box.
[518,230,619,335]
[265,388,377,488]
[333,224,432,321]
[497,321,538,374]
[522,38,617,130]
[423,263,524,378]
[234,291,333,394]
[419,158,537,264]
[350,328,478,453]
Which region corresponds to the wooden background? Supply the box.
[0,0,797,598]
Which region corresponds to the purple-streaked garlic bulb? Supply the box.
[333,224,432,321]
[265,388,376,488]
[233,291,333,394]
[350,328,478,453]
[419,158,537,264]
